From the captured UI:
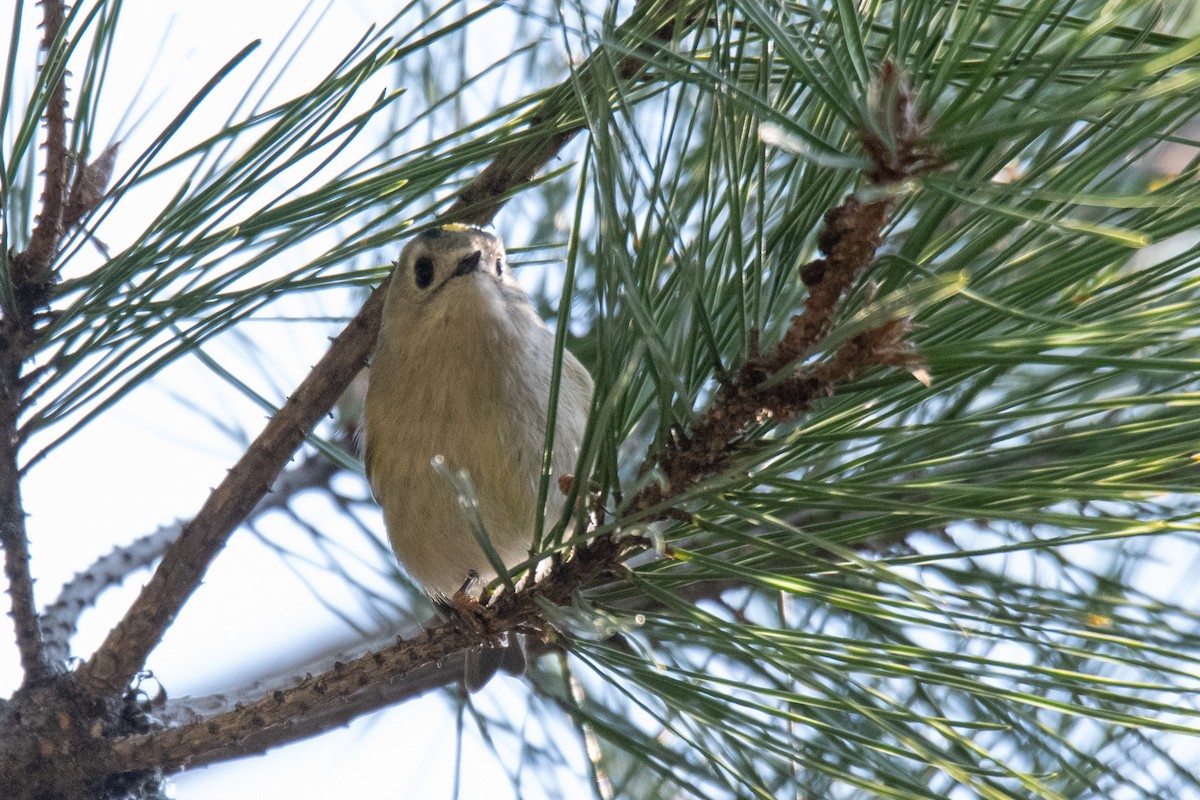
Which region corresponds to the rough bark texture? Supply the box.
[1,0,72,692]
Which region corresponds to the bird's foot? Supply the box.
[447,574,496,637]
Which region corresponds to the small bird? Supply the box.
[364,224,593,689]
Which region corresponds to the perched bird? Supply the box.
[364,224,593,689]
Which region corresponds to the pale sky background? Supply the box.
[2,1,591,797]
[8,3,1200,798]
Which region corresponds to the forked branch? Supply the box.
[104,65,941,774]
[75,0,710,699]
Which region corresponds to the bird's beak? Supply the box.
[453,250,483,277]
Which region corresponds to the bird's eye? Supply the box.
[414,256,434,289]
[495,258,503,276]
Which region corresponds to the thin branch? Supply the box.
[111,635,469,772]
[638,63,935,509]
[74,0,709,699]
[108,535,633,774]
[73,235,375,698]
[0,419,45,684]
[166,657,462,769]
[39,449,340,667]
[40,524,179,669]
[152,628,464,767]
[634,197,912,509]
[102,61,935,773]
[756,196,892,375]
[0,0,78,688]
[13,0,71,291]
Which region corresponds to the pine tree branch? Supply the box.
[40,525,179,670]
[12,0,71,292]
[634,196,913,510]
[108,635,459,772]
[0,406,44,685]
[74,0,710,699]
[155,656,462,769]
[146,625,465,768]
[0,0,78,688]
[107,535,634,774]
[450,0,701,225]
[40,453,340,668]
[636,63,934,511]
[80,424,356,697]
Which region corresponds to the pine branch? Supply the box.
[39,525,179,669]
[0,0,79,688]
[76,400,361,697]
[638,64,934,512]
[103,72,936,766]
[0,405,43,684]
[12,0,70,292]
[74,0,710,699]
[40,453,340,668]
[107,535,635,774]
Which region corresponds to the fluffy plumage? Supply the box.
[364,225,593,600]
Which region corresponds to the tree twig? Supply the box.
[75,0,709,699]
[107,535,634,773]
[74,302,382,696]
[41,453,340,668]
[40,525,179,670]
[12,0,71,291]
[0,0,76,688]
[636,62,936,510]
[0,410,45,684]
